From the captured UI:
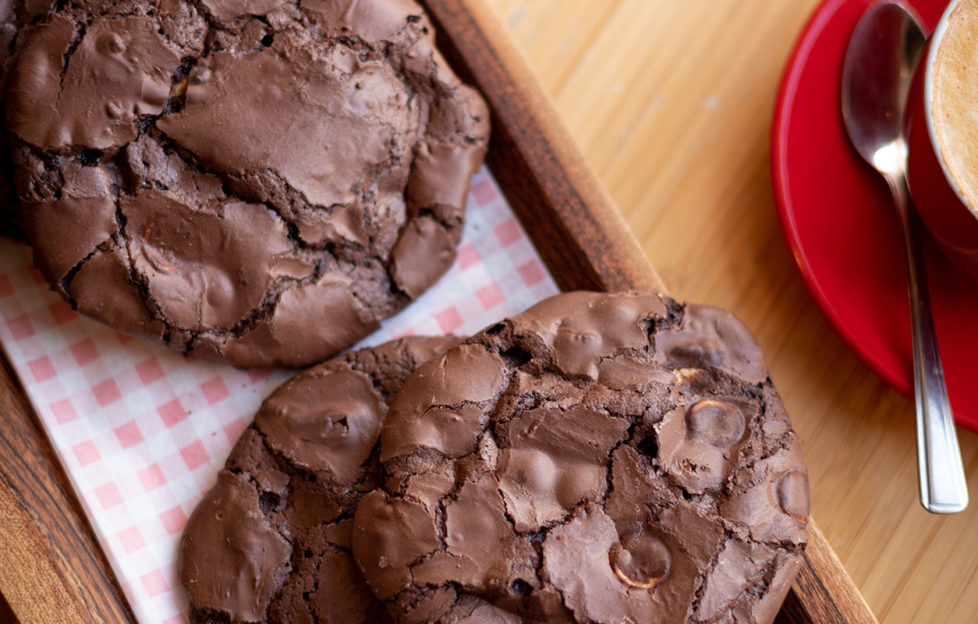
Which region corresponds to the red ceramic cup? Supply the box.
[905,0,978,282]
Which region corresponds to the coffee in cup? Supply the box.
[906,0,978,280]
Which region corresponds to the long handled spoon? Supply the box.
[841,1,968,513]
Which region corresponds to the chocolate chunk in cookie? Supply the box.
[5,0,488,367]
[180,335,459,624]
[353,291,809,624]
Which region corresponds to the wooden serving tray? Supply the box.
[0,1,877,622]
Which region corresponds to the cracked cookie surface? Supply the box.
[4,0,489,367]
[179,334,460,624]
[353,291,809,624]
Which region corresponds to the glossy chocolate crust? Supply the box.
[353,292,810,624]
[4,0,489,367]
[180,335,460,624]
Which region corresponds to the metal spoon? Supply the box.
[842,1,968,513]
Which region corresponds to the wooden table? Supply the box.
[0,0,965,622]
[481,1,978,622]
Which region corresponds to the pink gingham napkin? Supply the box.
[0,166,559,624]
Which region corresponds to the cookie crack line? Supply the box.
[688,527,733,619]
[57,238,107,298]
[182,0,218,29]
[108,171,184,337]
[57,19,85,91]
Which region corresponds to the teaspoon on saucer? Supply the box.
[841,1,968,513]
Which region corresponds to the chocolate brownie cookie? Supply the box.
[4,0,489,367]
[353,292,809,624]
[180,335,459,624]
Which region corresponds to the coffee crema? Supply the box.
[932,0,978,212]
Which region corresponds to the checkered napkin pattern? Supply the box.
[0,166,559,624]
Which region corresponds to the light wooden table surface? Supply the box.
[482,1,978,623]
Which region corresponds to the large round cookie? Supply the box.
[353,292,809,624]
[180,335,459,623]
[4,0,488,367]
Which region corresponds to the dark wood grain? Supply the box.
[0,356,136,624]
[0,1,874,622]
[0,590,17,624]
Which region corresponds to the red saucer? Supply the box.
[772,0,978,432]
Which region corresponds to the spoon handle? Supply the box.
[889,176,969,513]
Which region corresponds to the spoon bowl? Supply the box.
[842,3,924,178]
